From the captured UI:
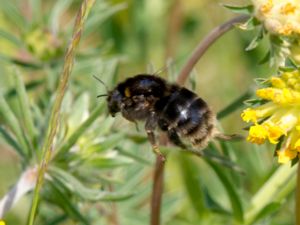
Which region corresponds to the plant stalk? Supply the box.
[177,15,249,85]
[151,155,165,225]
[27,1,95,224]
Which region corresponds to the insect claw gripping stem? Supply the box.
[153,145,166,162]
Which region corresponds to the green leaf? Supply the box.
[279,58,299,72]
[0,1,27,31]
[83,2,127,36]
[243,98,267,106]
[86,155,133,168]
[203,187,230,214]
[244,164,297,224]
[0,94,31,159]
[29,0,42,23]
[5,79,44,99]
[206,160,244,222]
[223,4,254,14]
[179,155,207,218]
[259,51,271,65]
[45,180,90,225]
[245,28,264,51]
[44,215,68,225]
[55,102,105,158]
[13,69,38,147]
[116,147,151,165]
[254,77,269,85]
[0,53,42,69]
[50,166,134,201]
[250,203,281,225]
[236,16,260,31]
[49,0,73,33]
[67,93,90,131]
[0,126,24,158]
[217,90,253,120]
[0,29,23,47]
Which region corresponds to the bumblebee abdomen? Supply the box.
[157,86,216,149]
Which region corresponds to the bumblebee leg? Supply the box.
[145,114,166,161]
[167,128,187,149]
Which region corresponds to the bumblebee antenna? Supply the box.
[97,94,108,98]
[93,75,109,92]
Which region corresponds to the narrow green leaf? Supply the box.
[179,155,207,218]
[206,161,244,222]
[245,164,297,225]
[217,90,253,120]
[236,17,260,30]
[0,94,30,158]
[67,93,90,130]
[116,147,151,165]
[0,29,23,47]
[250,203,281,225]
[0,53,42,69]
[50,166,134,201]
[55,102,105,158]
[83,3,127,36]
[223,4,254,14]
[49,0,73,33]
[243,98,267,106]
[44,215,68,225]
[29,0,42,23]
[179,144,245,174]
[46,181,90,225]
[0,126,24,158]
[87,155,133,168]
[94,133,125,152]
[13,69,38,147]
[0,1,27,31]
[259,51,271,65]
[5,79,44,99]
[245,29,264,51]
[203,187,230,214]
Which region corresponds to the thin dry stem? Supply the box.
[151,155,165,225]
[27,1,95,224]
[177,15,249,85]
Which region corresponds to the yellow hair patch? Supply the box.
[125,87,131,97]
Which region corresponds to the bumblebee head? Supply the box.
[107,89,122,117]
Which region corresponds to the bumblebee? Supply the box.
[101,74,235,159]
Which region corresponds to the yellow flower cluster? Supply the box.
[252,0,300,36]
[0,220,5,225]
[241,70,300,163]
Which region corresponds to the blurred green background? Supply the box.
[0,0,295,225]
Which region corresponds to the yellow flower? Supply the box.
[252,0,300,36]
[241,70,300,163]
[0,220,6,225]
[277,148,298,163]
[247,124,268,144]
[241,108,258,123]
[241,103,277,123]
[265,123,285,144]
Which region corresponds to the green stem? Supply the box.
[245,164,297,225]
[296,164,300,225]
[26,1,95,224]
